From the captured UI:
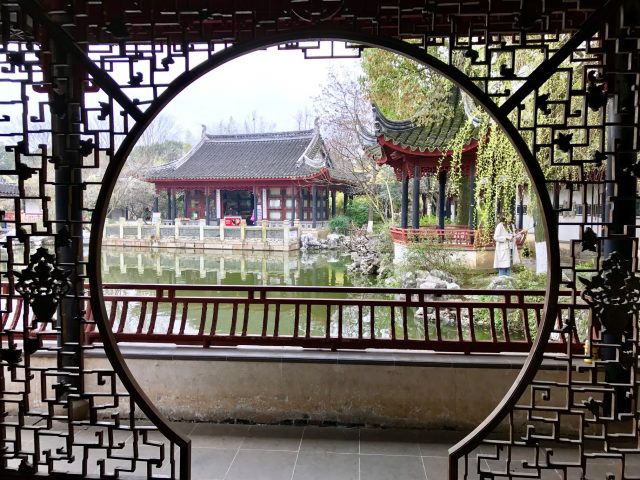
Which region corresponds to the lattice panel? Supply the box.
[0,0,638,479]
[450,2,640,479]
[0,2,188,479]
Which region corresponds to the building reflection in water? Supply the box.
[101,247,352,287]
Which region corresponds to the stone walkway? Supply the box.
[184,423,459,480]
[183,423,633,480]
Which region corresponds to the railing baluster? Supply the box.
[108,300,118,327]
[325,305,331,339]
[338,305,343,339]
[167,295,178,335]
[198,303,208,336]
[434,306,442,341]
[488,308,497,342]
[293,303,300,338]
[209,303,219,336]
[262,302,269,337]
[179,302,188,335]
[148,296,159,334]
[273,303,280,337]
[501,306,510,343]
[230,302,238,336]
[117,301,128,333]
[402,304,408,341]
[136,301,147,334]
[422,305,429,342]
[242,301,250,336]
[522,306,532,343]
[455,307,463,341]
[468,307,476,343]
[390,305,396,340]
[305,304,311,338]
[370,306,375,340]
[358,305,363,340]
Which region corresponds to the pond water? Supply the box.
[101,246,353,287]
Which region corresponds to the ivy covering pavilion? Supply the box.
[142,127,355,227]
[363,89,484,248]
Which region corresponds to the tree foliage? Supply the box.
[361,48,456,126]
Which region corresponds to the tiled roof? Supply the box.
[374,89,479,153]
[144,129,351,182]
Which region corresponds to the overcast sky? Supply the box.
[160,44,362,142]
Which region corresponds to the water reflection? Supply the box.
[101,247,353,287]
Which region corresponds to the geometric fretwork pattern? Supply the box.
[0,1,638,479]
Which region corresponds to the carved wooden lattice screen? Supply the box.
[0,1,638,479]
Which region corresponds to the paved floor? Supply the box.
[183,423,460,480]
[182,423,636,480]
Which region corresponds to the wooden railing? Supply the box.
[1,283,586,354]
[389,226,494,248]
[95,284,583,353]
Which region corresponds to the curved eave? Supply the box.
[376,137,479,165]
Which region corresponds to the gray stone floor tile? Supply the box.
[190,423,250,449]
[419,430,466,457]
[360,454,427,480]
[360,428,421,456]
[191,447,237,480]
[300,426,359,454]
[225,449,298,480]
[292,452,359,480]
[422,456,449,480]
[240,425,304,451]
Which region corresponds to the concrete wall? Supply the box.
[9,348,568,432]
[94,348,565,431]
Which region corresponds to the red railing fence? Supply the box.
[1,283,586,354]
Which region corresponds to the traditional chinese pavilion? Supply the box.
[143,127,354,227]
[363,89,482,250]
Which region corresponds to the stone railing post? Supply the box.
[137,219,142,240]
[174,217,180,240]
[240,221,246,241]
[262,221,267,242]
[199,219,205,241]
[283,223,290,245]
[220,220,225,240]
[119,217,124,239]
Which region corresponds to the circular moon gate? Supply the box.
[88,30,560,477]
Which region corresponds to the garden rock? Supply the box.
[300,233,322,250]
[488,275,516,289]
[417,274,447,290]
[399,271,416,288]
[430,269,458,284]
[326,234,343,249]
[344,233,381,276]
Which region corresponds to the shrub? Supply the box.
[346,197,369,227]
[403,241,466,278]
[329,215,350,235]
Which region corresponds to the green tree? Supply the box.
[361,48,456,126]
